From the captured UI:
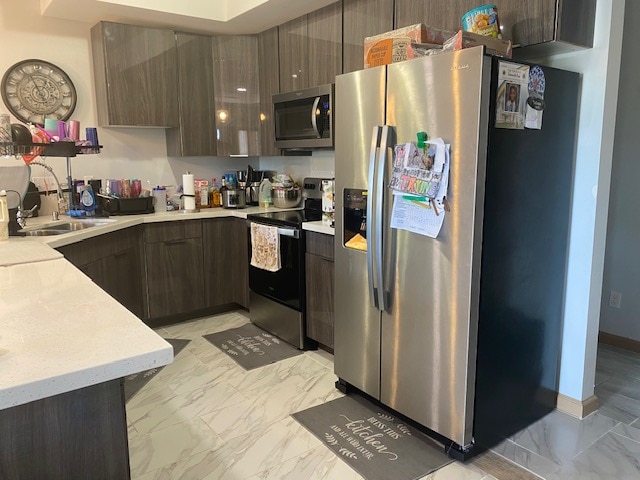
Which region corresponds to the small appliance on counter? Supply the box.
[221,188,246,209]
[237,166,272,206]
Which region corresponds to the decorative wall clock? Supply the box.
[1,59,77,125]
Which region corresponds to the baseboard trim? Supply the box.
[556,393,599,419]
[599,331,640,353]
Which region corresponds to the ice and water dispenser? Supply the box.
[343,188,368,251]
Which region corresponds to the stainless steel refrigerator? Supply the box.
[334,46,579,459]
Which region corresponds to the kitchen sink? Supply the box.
[39,221,113,231]
[17,219,115,236]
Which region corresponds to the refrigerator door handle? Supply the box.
[367,126,382,310]
[376,125,391,312]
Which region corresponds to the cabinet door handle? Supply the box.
[165,239,186,245]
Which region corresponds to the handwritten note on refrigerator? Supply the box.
[390,196,445,238]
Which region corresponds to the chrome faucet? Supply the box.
[5,189,36,229]
[29,161,67,213]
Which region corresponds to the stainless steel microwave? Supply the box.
[273,84,334,150]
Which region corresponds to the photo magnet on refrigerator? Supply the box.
[495,61,529,130]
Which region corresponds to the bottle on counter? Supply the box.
[79,184,96,216]
[210,178,222,208]
[198,179,210,208]
[259,178,272,208]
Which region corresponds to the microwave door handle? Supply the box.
[367,126,382,310]
[311,96,321,138]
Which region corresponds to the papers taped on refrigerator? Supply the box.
[390,138,450,238]
[388,139,446,198]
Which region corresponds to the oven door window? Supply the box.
[249,228,303,310]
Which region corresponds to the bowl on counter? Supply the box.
[272,187,301,208]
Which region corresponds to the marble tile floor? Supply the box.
[126,313,640,480]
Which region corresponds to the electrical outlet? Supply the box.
[609,290,622,309]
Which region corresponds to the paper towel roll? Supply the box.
[182,173,196,210]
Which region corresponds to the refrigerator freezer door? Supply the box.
[334,66,386,399]
[381,47,491,448]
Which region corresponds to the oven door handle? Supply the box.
[276,227,299,239]
[247,221,300,239]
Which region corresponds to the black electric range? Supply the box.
[246,177,325,228]
[246,177,330,350]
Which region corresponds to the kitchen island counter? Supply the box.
[0,252,172,410]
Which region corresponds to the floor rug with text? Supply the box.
[292,393,453,480]
[203,322,302,370]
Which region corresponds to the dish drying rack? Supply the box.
[1,141,102,213]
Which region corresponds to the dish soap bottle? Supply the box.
[259,178,272,208]
[0,190,9,240]
[80,184,96,216]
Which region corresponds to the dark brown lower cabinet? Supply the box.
[0,379,130,480]
[144,228,205,318]
[81,248,143,318]
[203,217,249,309]
[305,232,335,349]
[56,226,144,318]
[233,218,250,309]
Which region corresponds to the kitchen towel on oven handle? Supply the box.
[250,222,282,272]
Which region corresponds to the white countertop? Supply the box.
[302,221,335,236]
[0,256,173,410]
[0,205,332,410]
[17,206,304,249]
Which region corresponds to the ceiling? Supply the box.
[39,0,339,34]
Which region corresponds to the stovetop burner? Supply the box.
[247,208,322,229]
[246,177,328,228]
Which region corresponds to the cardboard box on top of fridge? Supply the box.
[364,24,455,68]
[443,30,513,58]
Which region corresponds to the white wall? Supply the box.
[531,0,624,401]
[0,0,174,186]
[599,0,640,342]
[1,0,325,200]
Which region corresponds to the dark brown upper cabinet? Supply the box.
[258,27,280,156]
[166,33,217,157]
[343,0,394,73]
[212,36,260,156]
[394,0,595,56]
[308,2,343,86]
[278,16,309,93]
[91,21,178,127]
[279,2,343,92]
